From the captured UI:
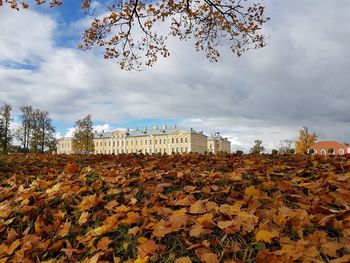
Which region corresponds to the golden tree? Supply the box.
[1,0,269,70]
[72,114,95,154]
[295,127,318,154]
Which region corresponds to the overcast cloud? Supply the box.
[1,0,350,152]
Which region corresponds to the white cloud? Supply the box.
[1,0,350,153]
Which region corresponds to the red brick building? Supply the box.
[309,141,350,156]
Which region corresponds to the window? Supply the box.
[185,147,187,152]
[131,141,133,145]
[121,149,124,154]
[113,149,115,154]
[176,138,178,143]
[117,141,120,147]
[126,141,128,146]
[126,149,128,154]
[339,149,345,155]
[321,149,326,156]
[104,142,106,146]
[122,141,124,146]
[100,142,102,146]
[109,142,111,146]
[181,147,183,152]
[149,139,152,145]
[176,147,179,153]
[185,138,188,143]
[136,140,138,145]
[113,141,115,147]
[172,147,174,153]
[164,139,166,144]
[140,140,142,145]
[145,140,147,145]
[172,138,174,143]
[180,138,183,143]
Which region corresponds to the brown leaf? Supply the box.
[97,237,113,251]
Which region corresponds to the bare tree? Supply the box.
[16,106,33,153]
[0,103,12,154]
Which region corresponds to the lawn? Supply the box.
[0,153,349,263]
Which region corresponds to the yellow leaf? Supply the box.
[7,239,20,255]
[57,221,71,238]
[196,213,215,227]
[78,212,89,226]
[255,230,278,243]
[96,237,113,251]
[175,257,192,263]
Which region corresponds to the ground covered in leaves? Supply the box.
[0,154,350,263]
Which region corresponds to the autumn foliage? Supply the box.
[1,0,269,70]
[0,153,350,262]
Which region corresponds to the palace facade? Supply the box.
[57,125,231,155]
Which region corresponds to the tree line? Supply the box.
[0,102,56,154]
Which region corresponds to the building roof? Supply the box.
[311,141,348,149]
[94,131,113,139]
[208,132,229,141]
[126,126,205,137]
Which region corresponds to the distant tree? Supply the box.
[328,148,334,155]
[16,106,33,153]
[235,150,244,156]
[271,149,278,155]
[279,139,294,155]
[34,110,56,154]
[0,0,269,70]
[295,127,317,154]
[72,114,95,154]
[0,103,12,154]
[250,139,265,155]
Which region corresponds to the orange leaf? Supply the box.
[57,221,71,238]
[97,237,113,251]
[175,257,192,263]
[78,212,89,226]
[189,200,207,214]
[139,239,158,258]
[255,230,278,243]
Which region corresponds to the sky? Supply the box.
[1,0,350,152]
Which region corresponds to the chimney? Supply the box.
[173,124,177,129]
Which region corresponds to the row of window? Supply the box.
[95,147,189,155]
[316,149,345,155]
[94,137,189,148]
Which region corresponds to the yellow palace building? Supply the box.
[57,124,231,155]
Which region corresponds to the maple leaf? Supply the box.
[78,211,90,226]
[255,230,279,243]
[189,200,207,214]
[138,239,158,258]
[78,194,101,211]
[175,257,192,263]
[96,237,113,251]
[57,221,71,238]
